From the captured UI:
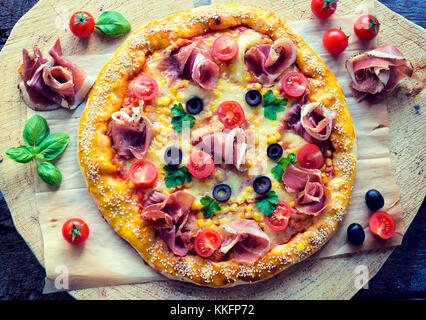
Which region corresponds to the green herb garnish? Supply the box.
[255,191,280,217]
[271,153,298,182]
[5,115,69,186]
[164,165,192,188]
[200,195,221,218]
[171,103,195,133]
[262,89,287,120]
[95,11,131,36]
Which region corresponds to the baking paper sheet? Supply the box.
[29,7,403,292]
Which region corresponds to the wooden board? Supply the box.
[0,0,424,300]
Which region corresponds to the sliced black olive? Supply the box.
[213,184,232,202]
[253,176,272,194]
[245,89,262,106]
[365,189,384,211]
[347,223,365,246]
[186,96,204,115]
[267,143,283,160]
[164,146,182,166]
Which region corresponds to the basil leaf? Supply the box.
[200,195,220,218]
[171,103,195,133]
[5,145,35,163]
[95,11,131,36]
[255,191,279,217]
[37,161,62,186]
[262,90,287,120]
[36,133,70,160]
[23,115,50,146]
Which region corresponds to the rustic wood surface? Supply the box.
[0,0,424,299]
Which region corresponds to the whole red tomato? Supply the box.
[311,0,338,19]
[62,218,90,245]
[323,28,348,54]
[69,11,95,38]
[354,15,381,41]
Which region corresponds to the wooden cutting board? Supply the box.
[0,0,424,299]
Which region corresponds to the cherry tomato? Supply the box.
[132,75,158,101]
[128,161,158,188]
[69,11,95,38]
[369,211,395,239]
[187,151,215,179]
[62,218,90,245]
[212,35,239,61]
[281,72,308,98]
[297,144,324,169]
[194,229,222,257]
[311,0,338,19]
[265,201,292,231]
[354,15,381,41]
[323,28,348,55]
[217,101,245,129]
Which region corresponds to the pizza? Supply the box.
[78,5,356,287]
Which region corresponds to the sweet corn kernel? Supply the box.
[153,52,160,58]
[259,222,266,229]
[246,205,252,212]
[254,83,262,90]
[176,92,184,101]
[197,212,204,219]
[253,118,259,125]
[326,158,333,167]
[160,79,167,86]
[230,204,238,211]
[209,224,217,230]
[197,219,205,228]
[156,98,164,106]
[192,201,202,211]
[289,201,295,208]
[255,136,259,145]
[267,136,277,144]
[322,176,329,184]
[239,212,245,218]
[253,212,262,221]
[274,132,281,140]
[184,182,192,188]
[326,150,332,158]
[214,209,221,216]
[162,107,171,115]
[213,90,220,97]
[128,181,135,189]
[170,87,178,96]
[297,242,305,251]
[321,172,326,178]
[206,219,213,227]
[222,207,230,214]
[230,65,237,73]
[243,73,252,82]
[163,96,171,106]
[212,216,219,225]
[273,89,280,97]
[220,218,227,225]
[261,88,269,95]
[145,105,152,113]
[245,211,253,219]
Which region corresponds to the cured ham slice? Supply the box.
[193,128,247,170]
[346,45,413,102]
[219,219,270,264]
[160,40,219,90]
[244,38,297,85]
[282,164,321,193]
[141,191,195,256]
[18,38,94,111]
[295,180,330,216]
[300,102,335,141]
[107,106,154,159]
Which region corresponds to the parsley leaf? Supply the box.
[271,153,298,182]
[164,165,192,188]
[200,195,220,218]
[171,103,195,133]
[255,191,280,217]
[262,89,287,120]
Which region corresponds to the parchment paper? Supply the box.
[29,5,403,292]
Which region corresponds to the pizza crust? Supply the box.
[78,5,356,287]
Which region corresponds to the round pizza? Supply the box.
[78,5,356,287]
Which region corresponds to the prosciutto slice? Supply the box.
[295,180,330,216]
[141,191,195,256]
[219,219,270,264]
[346,45,413,102]
[282,164,321,193]
[18,38,94,111]
[244,38,297,85]
[300,102,336,141]
[160,40,219,90]
[107,106,154,159]
[193,128,247,170]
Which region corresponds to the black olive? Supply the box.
[186,96,204,115]
[245,89,262,106]
[213,184,232,202]
[267,143,283,160]
[253,176,272,194]
[164,146,182,166]
[347,223,365,246]
[365,189,384,211]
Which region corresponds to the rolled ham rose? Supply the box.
[346,45,413,103]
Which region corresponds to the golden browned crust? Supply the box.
[78,5,356,287]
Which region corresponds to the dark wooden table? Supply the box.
[0,0,424,300]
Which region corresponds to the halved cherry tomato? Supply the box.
[282,72,308,98]
[194,229,222,257]
[69,11,95,38]
[128,161,158,188]
[323,28,348,55]
[354,15,380,41]
[297,144,324,169]
[62,218,90,245]
[132,75,158,101]
[212,35,239,61]
[187,151,215,178]
[311,0,338,19]
[265,201,292,231]
[217,101,245,129]
[369,211,395,239]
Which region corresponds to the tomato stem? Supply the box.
[73,12,93,26]
[367,16,381,33]
[321,0,339,11]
